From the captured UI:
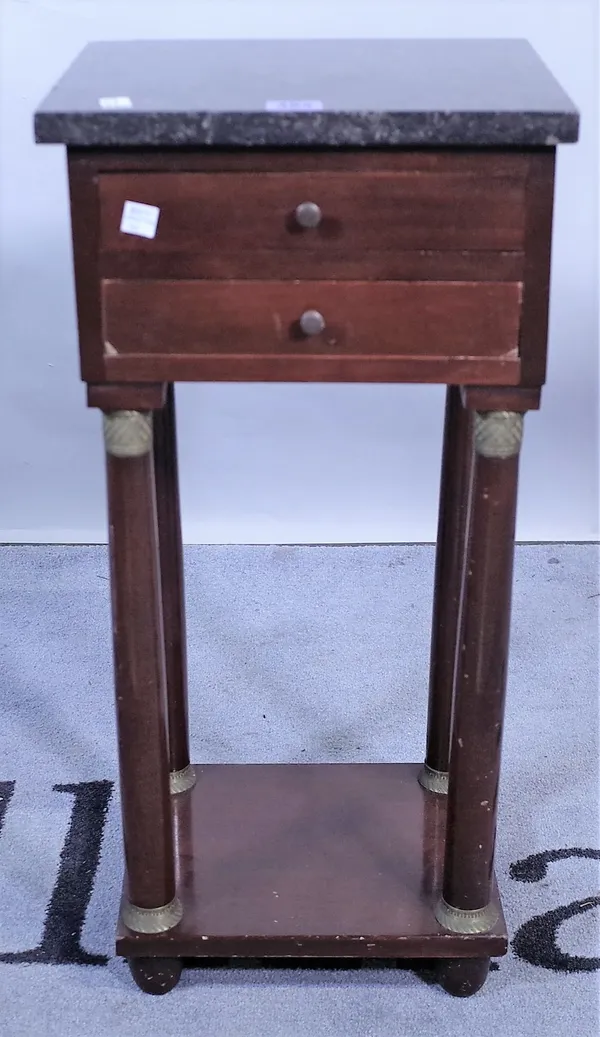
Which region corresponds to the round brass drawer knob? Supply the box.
[299,309,326,336]
[294,201,322,228]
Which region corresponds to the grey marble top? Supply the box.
[34,39,579,148]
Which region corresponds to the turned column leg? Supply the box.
[419,387,474,795]
[153,385,195,795]
[436,409,523,939]
[104,409,182,934]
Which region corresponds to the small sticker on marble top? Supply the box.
[265,100,324,112]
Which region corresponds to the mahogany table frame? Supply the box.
[68,145,556,997]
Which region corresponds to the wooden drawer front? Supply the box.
[102,280,521,382]
[98,170,527,263]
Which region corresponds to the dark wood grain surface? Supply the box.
[98,248,524,284]
[67,148,550,388]
[425,388,474,776]
[103,352,521,385]
[87,381,166,410]
[117,763,508,959]
[106,447,175,910]
[461,385,542,412]
[443,451,520,911]
[99,169,527,256]
[72,147,532,176]
[153,385,190,775]
[68,152,104,382]
[101,278,522,361]
[518,150,556,385]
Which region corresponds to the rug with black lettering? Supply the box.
[0,545,598,1037]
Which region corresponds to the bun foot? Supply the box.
[128,956,183,994]
[438,957,490,997]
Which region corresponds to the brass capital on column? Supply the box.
[103,410,153,458]
[473,411,524,459]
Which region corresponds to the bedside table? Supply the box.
[35,38,579,996]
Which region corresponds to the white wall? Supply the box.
[0,0,598,544]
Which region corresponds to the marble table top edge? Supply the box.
[34,38,580,149]
[34,115,579,149]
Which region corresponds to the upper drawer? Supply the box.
[97,169,528,259]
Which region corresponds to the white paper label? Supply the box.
[265,99,323,112]
[99,96,133,109]
[120,200,160,239]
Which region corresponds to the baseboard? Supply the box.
[0,534,597,547]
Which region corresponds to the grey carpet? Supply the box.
[0,544,598,1036]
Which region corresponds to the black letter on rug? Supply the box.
[510,848,600,972]
[0,781,16,833]
[0,780,113,966]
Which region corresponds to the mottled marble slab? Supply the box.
[35,39,579,148]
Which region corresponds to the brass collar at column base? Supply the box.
[434,898,499,934]
[121,896,183,934]
[169,764,197,795]
[418,764,449,795]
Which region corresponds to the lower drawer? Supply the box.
[101,279,522,384]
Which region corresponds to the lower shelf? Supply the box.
[116,762,507,960]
